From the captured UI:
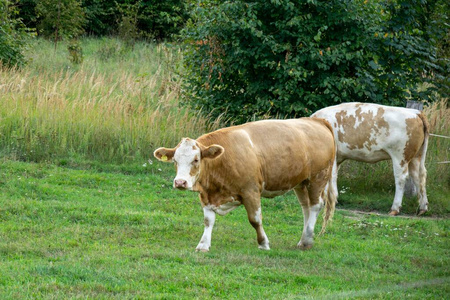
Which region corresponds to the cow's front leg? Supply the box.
[244,198,270,250]
[196,206,216,252]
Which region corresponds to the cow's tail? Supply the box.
[417,112,429,201]
[417,112,429,169]
[320,121,338,235]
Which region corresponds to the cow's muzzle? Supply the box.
[174,179,188,190]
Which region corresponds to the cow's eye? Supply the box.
[193,158,199,164]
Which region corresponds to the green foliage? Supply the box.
[81,0,189,40]
[138,0,189,40]
[0,0,34,67]
[15,0,37,28]
[67,39,83,64]
[431,0,450,97]
[181,0,447,123]
[35,0,85,43]
[81,0,117,36]
[364,0,449,104]
[116,0,142,47]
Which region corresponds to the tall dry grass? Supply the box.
[423,98,450,188]
[0,38,221,163]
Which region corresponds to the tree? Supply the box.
[363,0,449,104]
[0,0,33,67]
[35,0,85,46]
[138,0,189,40]
[181,0,446,124]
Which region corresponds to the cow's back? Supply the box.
[313,103,425,163]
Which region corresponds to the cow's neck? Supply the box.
[194,163,233,206]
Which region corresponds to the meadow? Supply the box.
[0,38,221,163]
[0,160,448,299]
[0,38,449,298]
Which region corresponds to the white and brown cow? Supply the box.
[154,118,337,252]
[312,102,429,215]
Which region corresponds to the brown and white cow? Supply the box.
[312,102,429,215]
[154,118,337,252]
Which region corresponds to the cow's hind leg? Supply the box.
[294,184,323,250]
[389,158,409,216]
[408,157,428,215]
[243,194,270,250]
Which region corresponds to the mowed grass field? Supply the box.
[0,38,449,298]
[0,160,448,299]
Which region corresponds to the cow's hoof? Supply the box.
[389,210,399,216]
[417,209,427,216]
[297,243,313,250]
[258,245,270,251]
[195,248,209,253]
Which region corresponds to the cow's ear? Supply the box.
[201,144,224,160]
[153,147,175,162]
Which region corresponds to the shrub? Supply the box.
[0,0,33,68]
[35,0,85,43]
[181,0,447,124]
[67,39,83,64]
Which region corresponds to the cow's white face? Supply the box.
[153,138,224,190]
[173,138,201,190]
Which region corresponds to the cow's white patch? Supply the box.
[249,138,254,148]
[254,207,262,224]
[298,201,322,248]
[242,130,254,148]
[173,138,201,190]
[211,199,241,216]
[196,206,216,252]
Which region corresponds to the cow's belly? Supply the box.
[338,146,390,163]
[261,189,290,198]
[211,200,241,216]
[261,182,291,198]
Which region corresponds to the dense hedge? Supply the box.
[181,0,448,124]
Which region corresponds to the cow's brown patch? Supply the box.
[403,116,424,164]
[335,107,389,150]
[189,155,200,177]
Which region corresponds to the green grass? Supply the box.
[337,159,450,216]
[0,160,449,299]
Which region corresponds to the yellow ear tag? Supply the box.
[161,155,168,161]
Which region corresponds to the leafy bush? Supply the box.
[35,0,85,41]
[181,0,447,124]
[17,0,189,41]
[0,0,33,67]
[365,0,449,103]
[137,0,189,40]
[67,39,83,64]
[82,0,189,40]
